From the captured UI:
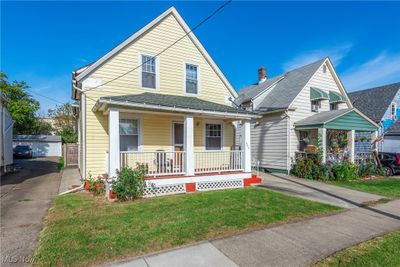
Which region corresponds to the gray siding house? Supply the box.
[235,58,378,173]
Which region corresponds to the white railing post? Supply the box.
[109,108,120,178]
[319,128,327,163]
[184,115,194,176]
[348,130,355,163]
[241,119,251,173]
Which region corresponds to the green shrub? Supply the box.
[57,157,65,170]
[112,166,146,201]
[358,162,384,177]
[291,155,328,180]
[331,160,359,181]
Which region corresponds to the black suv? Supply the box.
[378,152,400,176]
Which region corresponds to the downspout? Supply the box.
[284,110,291,174]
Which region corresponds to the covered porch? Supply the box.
[93,93,261,196]
[294,109,379,164]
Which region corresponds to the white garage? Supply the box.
[13,135,62,157]
[382,121,400,153]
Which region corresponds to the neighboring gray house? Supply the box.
[235,58,378,173]
[348,82,400,153]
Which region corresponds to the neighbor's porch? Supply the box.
[294,109,379,164]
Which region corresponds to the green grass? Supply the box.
[315,231,400,267]
[57,156,65,171]
[327,178,400,197]
[34,187,340,266]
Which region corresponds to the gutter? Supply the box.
[94,99,262,119]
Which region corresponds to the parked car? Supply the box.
[13,145,33,159]
[378,152,400,176]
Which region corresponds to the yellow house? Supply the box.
[72,7,260,197]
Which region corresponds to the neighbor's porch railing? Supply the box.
[194,150,243,174]
[355,152,374,165]
[120,151,185,177]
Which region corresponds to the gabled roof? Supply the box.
[73,6,237,97]
[236,58,326,111]
[295,109,351,126]
[93,92,260,119]
[386,120,400,136]
[348,82,400,122]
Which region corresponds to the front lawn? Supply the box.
[315,230,400,267]
[34,187,340,266]
[327,178,400,197]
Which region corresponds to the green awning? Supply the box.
[310,87,329,100]
[329,91,346,103]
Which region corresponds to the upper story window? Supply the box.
[141,55,157,89]
[185,63,198,94]
[205,123,222,150]
[311,100,321,112]
[391,102,397,120]
[120,119,139,151]
[330,103,338,110]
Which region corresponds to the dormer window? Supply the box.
[311,100,321,112]
[185,63,198,94]
[391,102,397,120]
[330,103,338,110]
[141,54,158,89]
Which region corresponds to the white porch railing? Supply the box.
[194,150,243,174]
[120,151,185,177]
[326,152,349,163]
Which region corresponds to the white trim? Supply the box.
[138,53,160,90]
[81,92,86,177]
[95,99,260,119]
[75,7,238,98]
[203,119,224,151]
[108,108,120,178]
[183,61,200,96]
[241,119,251,172]
[145,172,252,187]
[184,115,194,176]
[319,128,327,163]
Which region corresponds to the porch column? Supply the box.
[184,114,194,176]
[348,130,355,163]
[371,130,378,152]
[108,108,120,178]
[241,119,251,173]
[318,128,327,163]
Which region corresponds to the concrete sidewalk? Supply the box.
[106,199,400,267]
[58,167,81,194]
[257,173,384,208]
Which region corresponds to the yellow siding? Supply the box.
[82,13,236,177]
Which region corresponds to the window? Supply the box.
[205,123,222,150]
[119,119,139,151]
[330,103,338,110]
[141,55,156,89]
[185,64,198,94]
[311,100,321,112]
[391,102,397,120]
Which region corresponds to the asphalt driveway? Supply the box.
[1,157,61,266]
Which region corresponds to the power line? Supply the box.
[83,1,232,95]
[25,88,65,105]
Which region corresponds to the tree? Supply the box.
[0,72,41,134]
[48,102,78,143]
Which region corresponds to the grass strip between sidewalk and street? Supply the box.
[34,187,341,266]
[315,230,400,267]
[326,178,400,198]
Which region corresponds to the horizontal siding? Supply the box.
[326,111,377,131]
[83,13,236,177]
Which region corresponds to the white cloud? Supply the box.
[342,52,400,92]
[283,43,353,71]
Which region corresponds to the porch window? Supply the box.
[205,123,222,150]
[185,64,198,94]
[119,119,139,151]
[141,55,156,89]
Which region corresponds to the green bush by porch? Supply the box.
[34,188,340,266]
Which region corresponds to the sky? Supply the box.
[2,1,400,114]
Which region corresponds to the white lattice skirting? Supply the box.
[144,183,186,197]
[196,179,244,191]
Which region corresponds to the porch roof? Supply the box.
[93,92,260,119]
[295,108,379,131]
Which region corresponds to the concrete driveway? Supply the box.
[257,172,384,208]
[1,157,61,266]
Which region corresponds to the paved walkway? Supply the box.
[106,199,400,267]
[257,173,384,208]
[1,158,62,266]
[58,167,81,194]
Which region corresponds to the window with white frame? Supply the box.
[141,55,156,89]
[391,102,397,120]
[119,119,139,151]
[185,63,198,94]
[205,123,222,150]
